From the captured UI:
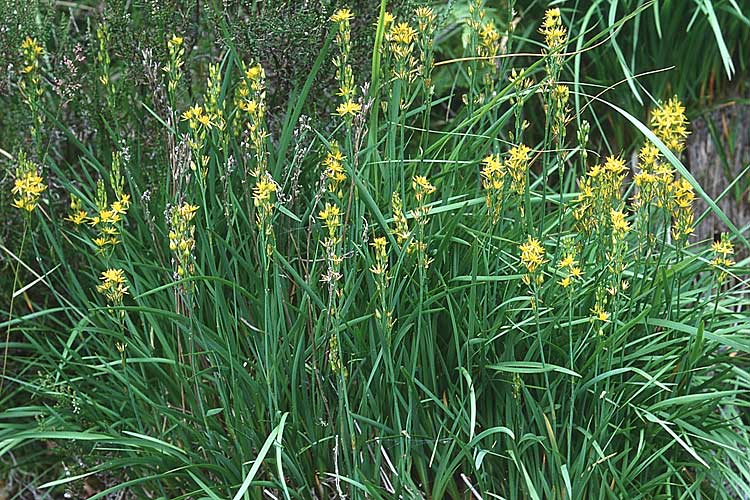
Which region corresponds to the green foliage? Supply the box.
[1,2,750,498]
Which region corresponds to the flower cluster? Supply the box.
[670,177,695,243]
[165,34,184,102]
[711,233,734,278]
[96,22,116,111]
[319,202,344,289]
[235,62,268,175]
[204,63,226,136]
[369,236,389,280]
[391,192,411,245]
[633,97,694,245]
[519,236,546,274]
[78,151,131,253]
[557,249,583,289]
[168,203,199,280]
[414,7,437,93]
[323,142,347,198]
[471,0,501,86]
[650,97,690,154]
[388,22,417,82]
[481,153,505,223]
[574,156,628,235]
[331,9,360,119]
[96,268,129,304]
[19,37,45,144]
[11,151,46,213]
[182,104,212,176]
[540,8,567,51]
[253,173,278,248]
[506,144,532,197]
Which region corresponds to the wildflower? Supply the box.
[591,303,609,322]
[650,97,689,154]
[11,152,46,213]
[96,268,129,304]
[574,156,628,234]
[234,61,267,177]
[331,6,357,111]
[558,253,576,269]
[67,209,88,225]
[389,22,417,81]
[335,100,362,117]
[570,266,583,279]
[670,177,695,243]
[412,175,436,204]
[415,7,437,91]
[391,192,410,244]
[204,63,226,133]
[711,234,734,269]
[539,8,567,50]
[168,203,199,280]
[253,176,277,210]
[558,276,572,288]
[323,142,347,197]
[610,209,630,235]
[165,34,185,100]
[19,37,45,143]
[370,236,389,277]
[481,153,506,223]
[319,202,342,244]
[507,144,532,196]
[330,8,354,23]
[519,236,546,274]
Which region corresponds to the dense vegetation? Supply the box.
[2,1,749,498]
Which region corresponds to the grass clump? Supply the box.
[1,3,750,499]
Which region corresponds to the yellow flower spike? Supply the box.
[519,236,546,274]
[11,152,46,213]
[650,97,689,154]
[97,268,129,304]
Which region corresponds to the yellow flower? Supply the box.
[253,177,277,207]
[319,202,342,243]
[650,97,689,154]
[390,22,417,45]
[569,266,583,279]
[591,304,609,322]
[558,276,572,288]
[335,100,362,117]
[507,144,532,196]
[519,236,546,274]
[168,35,184,47]
[66,210,88,225]
[245,64,263,81]
[412,175,436,200]
[558,253,576,269]
[610,209,630,234]
[96,268,129,303]
[330,8,354,23]
[11,152,46,213]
